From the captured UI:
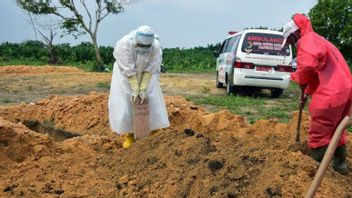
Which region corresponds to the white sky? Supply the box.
[0,0,317,48]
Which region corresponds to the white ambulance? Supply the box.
[215,29,293,97]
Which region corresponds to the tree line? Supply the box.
[12,0,352,71]
[16,0,132,71]
[0,40,221,72]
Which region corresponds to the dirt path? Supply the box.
[0,66,222,106]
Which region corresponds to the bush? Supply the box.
[0,40,221,72]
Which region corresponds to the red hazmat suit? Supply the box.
[290,14,352,149]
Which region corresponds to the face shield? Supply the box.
[136,46,151,54]
[135,25,155,54]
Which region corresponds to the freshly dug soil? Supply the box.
[0,65,81,75]
[0,93,351,198]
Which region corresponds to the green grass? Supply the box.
[1,98,11,103]
[66,61,99,72]
[166,68,215,73]
[95,82,110,89]
[187,83,303,123]
[347,126,352,133]
[187,82,352,132]
[0,59,47,66]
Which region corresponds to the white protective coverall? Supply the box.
[108,30,170,134]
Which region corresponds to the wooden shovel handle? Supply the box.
[296,87,306,142]
[304,105,352,198]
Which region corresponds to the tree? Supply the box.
[39,29,58,64]
[24,10,39,40]
[21,10,61,64]
[309,0,352,59]
[17,0,137,71]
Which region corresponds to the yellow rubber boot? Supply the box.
[150,129,162,136]
[122,133,134,149]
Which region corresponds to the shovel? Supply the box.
[304,104,352,198]
[296,86,306,142]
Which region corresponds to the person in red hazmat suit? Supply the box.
[282,13,351,175]
[108,25,170,149]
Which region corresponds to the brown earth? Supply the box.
[0,65,81,75]
[0,66,351,198]
[0,65,222,108]
[0,65,111,106]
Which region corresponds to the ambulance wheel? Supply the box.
[271,88,283,98]
[216,72,224,88]
[226,80,234,95]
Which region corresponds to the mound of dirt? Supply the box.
[0,93,247,137]
[0,116,123,197]
[0,93,351,197]
[0,65,81,75]
[0,92,112,136]
[0,117,55,167]
[112,128,351,198]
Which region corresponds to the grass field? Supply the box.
[187,83,303,123]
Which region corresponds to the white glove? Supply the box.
[128,75,139,103]
[139,90,147,104]
[138,72,152,104]
[131,90,139,103]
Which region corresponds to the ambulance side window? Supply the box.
[224,36,239,53]
[219,39,230,54]
[229,34,242,52]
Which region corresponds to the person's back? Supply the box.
[292,14,351,107]
[282,13,351,175]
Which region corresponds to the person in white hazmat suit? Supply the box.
[108,25,170,149]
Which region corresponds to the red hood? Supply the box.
[293,14,313,36]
